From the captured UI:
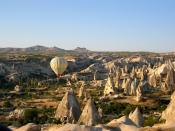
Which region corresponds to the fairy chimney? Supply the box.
[55,90,81,123]
[104,75,115,96]
[78,98,100,126]
[129,107,144,127]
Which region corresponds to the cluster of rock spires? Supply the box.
[5,90,175,131]
[55,90,100,126]
[148,61,175,94]
[95,59,175,103]
[103,74,144,102]
[5,88,173,130]
[2,54,175,131]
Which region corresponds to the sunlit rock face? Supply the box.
[55,90,81,123]
[103,76,115,96]
[161,91,175,124]
[78,98,100,126]
[129,107,144,127]
[8,108,25,120]
[47,123,111,131]
[107,115,139,131]
[14,123,41,131]
[148,61,175,92]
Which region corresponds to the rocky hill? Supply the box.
[74,47,90,53]
[0,45,65,53]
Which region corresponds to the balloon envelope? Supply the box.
[50,57,68,77]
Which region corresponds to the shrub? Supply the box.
[58,78,67,84]
[3,101,13,108]
[46,118,62,124]
[144,115,159,127]
[122,104,136,115]
[98,102,136,116]
[12,121,22,127]
[23,108,38,124]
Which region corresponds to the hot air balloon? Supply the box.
[50,57,68,78]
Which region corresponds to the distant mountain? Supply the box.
[25,45,65,52]
[0,45,65,53]
[74,47,90,53]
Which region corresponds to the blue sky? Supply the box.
[0,0,175,52]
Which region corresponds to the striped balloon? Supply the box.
[50,57,68,78]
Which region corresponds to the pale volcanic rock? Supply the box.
[104,76,115,96]
[78,98,100,126]
[48,123,111,131]
[129,107,144,127]
[55,90,81,123]
[161,91,175,124]
[14,123,41,131]
[8,108,25,120]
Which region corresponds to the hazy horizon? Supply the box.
[0,0,175,52]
